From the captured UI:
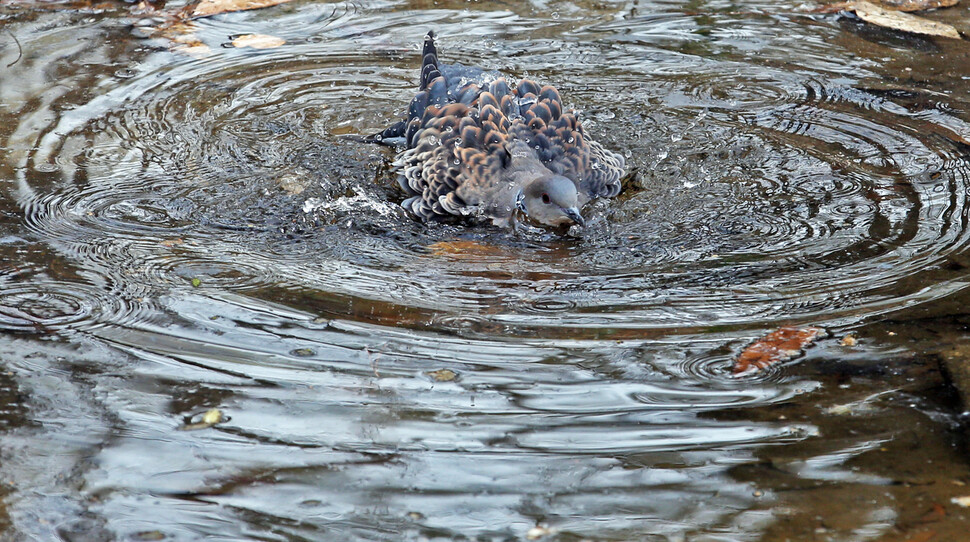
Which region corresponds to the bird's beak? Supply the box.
[564,207,585,227]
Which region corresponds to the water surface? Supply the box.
[2,0,970,539]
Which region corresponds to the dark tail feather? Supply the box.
[419,31,441,91]
[360,31,439,146]
[359,120,407,146]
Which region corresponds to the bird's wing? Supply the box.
[396,79,522,220]
[506,80,626,200]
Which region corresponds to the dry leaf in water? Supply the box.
[232,34,286,49]
[873,0,958,11]
[851,0,962,38]
[180,408,224,431]
[813,0,958,12]
[186,0,294,19]
[425,369,458,382]
[160,238,184,247]
[734,326,826,374]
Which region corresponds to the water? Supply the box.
[2,0,970,540]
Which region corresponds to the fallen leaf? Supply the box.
[202,408,222,425]
[814,1,853,12]
[425,369,458,382]
[871,0,958,11]
[231,34,286,49]
[180,408,224,431]
[813,0,958,12]
[734,326,826,374]
[160,238,184,247]
[850,0,962,38]
[185,0,294,19]
[840,333,858,346]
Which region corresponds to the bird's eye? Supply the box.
[541,193,550,204]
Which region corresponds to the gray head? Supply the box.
[515,175,585,227]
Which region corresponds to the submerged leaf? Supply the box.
[427,240,511,260]
[734,326,825,374]
[850,0,962,38]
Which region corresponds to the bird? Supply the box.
[368,31,627,228]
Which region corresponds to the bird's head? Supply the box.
[515,175,585,228]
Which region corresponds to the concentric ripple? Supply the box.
[5,2,970,541]
[15,31,970,336]
[0,269,150,333]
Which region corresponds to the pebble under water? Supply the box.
[2,0,970,539]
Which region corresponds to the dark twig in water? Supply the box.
[6,29,22,68]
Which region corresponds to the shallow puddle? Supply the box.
[2,0,970,540]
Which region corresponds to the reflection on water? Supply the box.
[2,0,970,539]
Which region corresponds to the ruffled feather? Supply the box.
[375,31,626,222]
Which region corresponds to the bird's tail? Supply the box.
[419,31,441,91]
[361,31,439,146]
[359,120,406,145]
